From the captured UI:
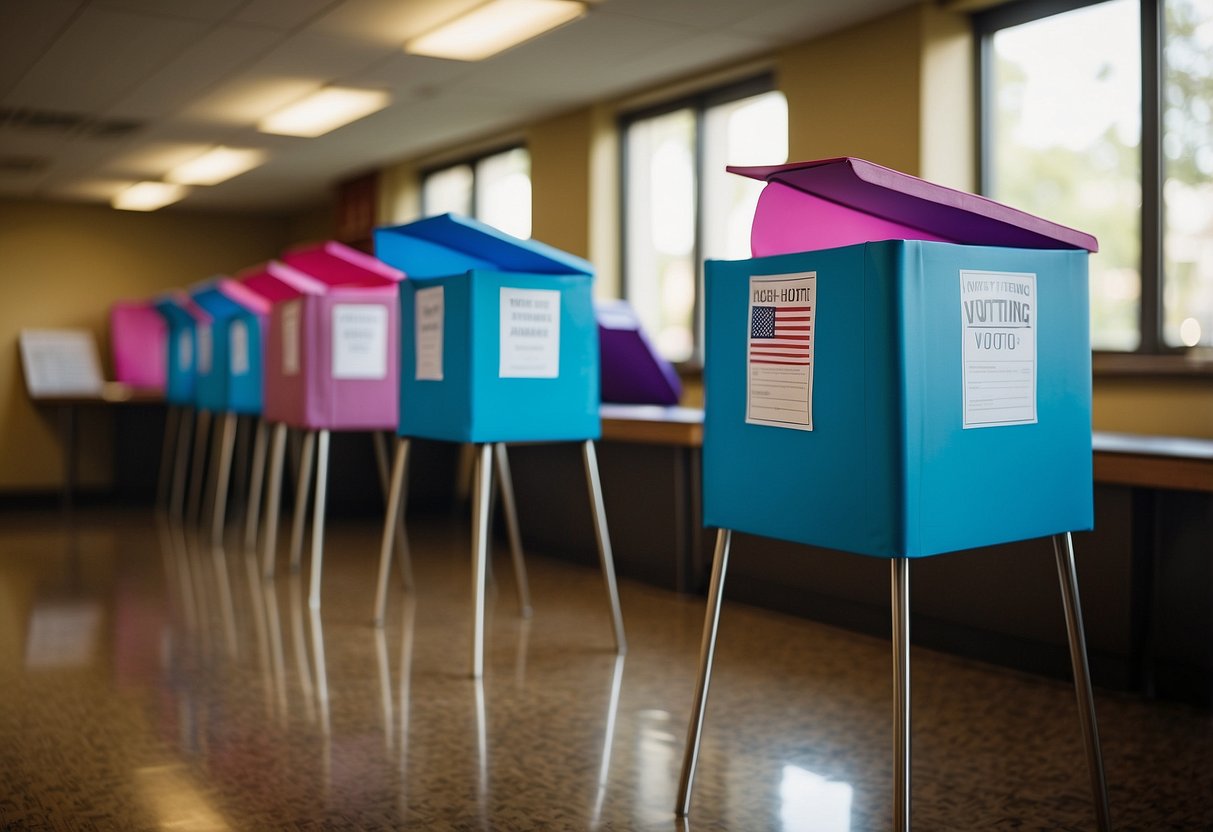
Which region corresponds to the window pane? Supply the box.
[476,147,532,239]
[625,108,697,363]
[989,0,1141,350]
[1163,0,1213,347]
[422,164,473,217]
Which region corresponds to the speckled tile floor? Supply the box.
[0,505,1210,830]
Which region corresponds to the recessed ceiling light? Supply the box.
[258,87,390,137]
[405,0,586,61]
[167,146,267,186]
[112,182,189,211]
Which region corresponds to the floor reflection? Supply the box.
[0,506,1210,830]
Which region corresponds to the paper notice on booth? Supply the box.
[229,320,249,376]
[178,329,192,372]
[499,287,560,378]
[332,303,388,380]
[961,270,1037,428]
[197,324,212,375]
[746,272,816,431]
[281,301,300,376]
[415,286,444,381]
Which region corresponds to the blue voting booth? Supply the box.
[153,292,200,407]
[372,213,625,678]
[189,278,268,416]
[376,213,599,444]
[677,159,1111,832]
[152,292,204,518]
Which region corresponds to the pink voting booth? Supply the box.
[109,301,167,390]
[257,242,407,610]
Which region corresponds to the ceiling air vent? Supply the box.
[0,107,143,139]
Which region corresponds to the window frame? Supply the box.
[618,73,779,367]
[974,0,1176,357]
[419,143,529,221]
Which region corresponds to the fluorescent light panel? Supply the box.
[112,182,189,211]
[258,87,390,137]
[406,0,586,61]
[167,146,266,185]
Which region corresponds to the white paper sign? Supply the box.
[746,272,816,431]
[415,286,444,381]
[178,329,192,372]
[281,300,300,376]
[197,324,212,375]
[332,303,388,380]
[499,287,560,378]
[961,270,1037,428]
[229,320,249,376]
[18,329,105,397]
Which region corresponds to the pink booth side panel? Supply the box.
[109,302,167,389]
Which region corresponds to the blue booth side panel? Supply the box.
[375,230,496,279]
[468,270,600,444]
[194,319,230,412]
[398,276,474,442]
[163,320,196,405]
[227,314,263,415]
[703,245,905,557]
[906,242,1093,555]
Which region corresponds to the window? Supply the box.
[978,0,1213,352]
[622,77,788,363]
[421,146,532,239]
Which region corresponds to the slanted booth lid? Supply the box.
[374,213,593,278]
[282,240,404,288]
[238,260,325,301]
[190,276,272,318]
[733,157,1099,257]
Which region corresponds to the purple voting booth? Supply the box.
[257,243,407,611]
[596,299,682,406]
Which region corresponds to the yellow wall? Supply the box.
[0,200,293,491]
[1094,378,1213,438]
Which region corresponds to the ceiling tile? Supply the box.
[233,0,346,30]
[243,29,397,81]
[91,0,246,21]
[3,7,211,112]
[0,0,82,97]
[310,0,485,46]
[107,25,287,120]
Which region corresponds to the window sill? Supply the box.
[1093,351,1213,379]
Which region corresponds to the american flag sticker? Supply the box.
[746,272,816,430]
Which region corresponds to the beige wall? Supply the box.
[0,200,294,491]
[1094,378,1213,438]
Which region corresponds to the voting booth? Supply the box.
[256,245,406,611]
[678,158,1110,831]
[372,214,625,678]
[597,299,682,406]
[189,278,271,416]
[153,292,208,516]
[109,301,166,390]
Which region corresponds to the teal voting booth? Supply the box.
[677,159,1110,832]
[153,292,205,518]
[372,214,625,678]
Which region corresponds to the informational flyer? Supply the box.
[196,324,212,375]
[415,286,444,381]
[178,329,192,373]
[746,272,816,431]
[229,320,249,376]
[499,287,560,378]
[281,300,300,376]
[18,329,105,397]
[332,303,388,380]
[960,269,1037,428]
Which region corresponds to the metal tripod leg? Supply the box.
[582,440,626,653]
[374,431,413,589]
[210,412,237,545]
[470,443,493,679]
[892,558,911,832]
[676,528,731,817]
[157,405,180,510]
[493,443,531,617]
[373,438,411,626]
[307,429,330,610]
[1053,532,1111,832]
[288,430,316,574]
[261,423,287,578]
[170,407,194,520]
[244,418,268,553]
[186,410,212,526]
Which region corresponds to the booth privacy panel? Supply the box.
[702,240,1093,559]
[109,301,166,389]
